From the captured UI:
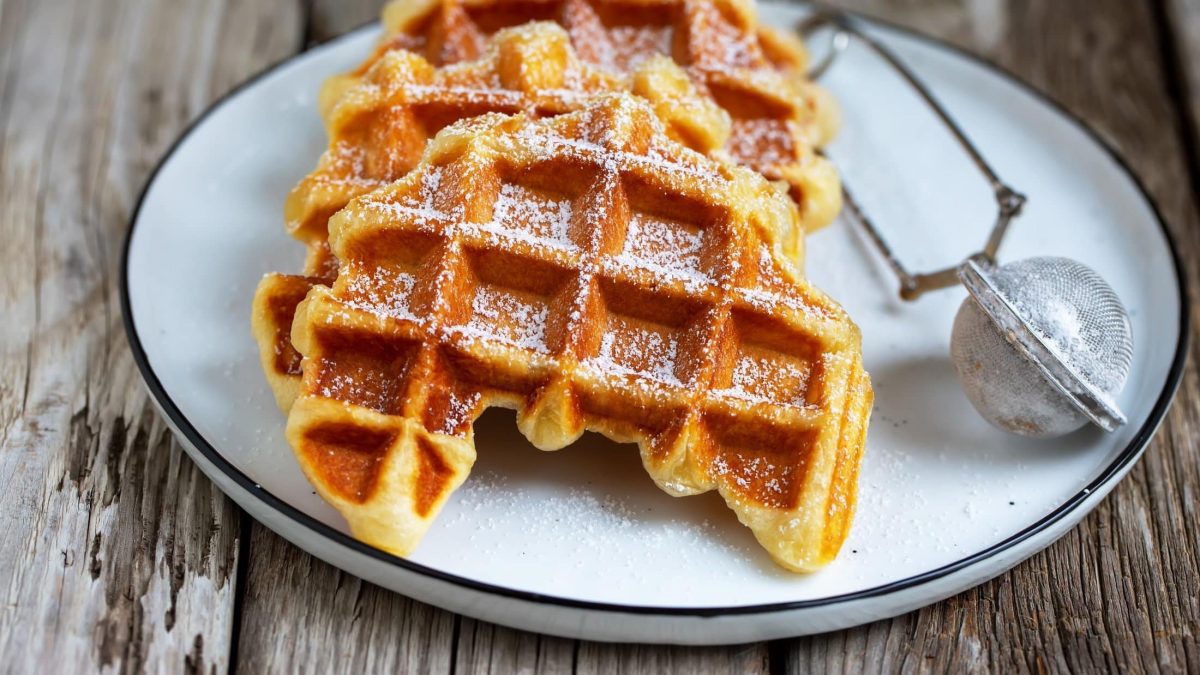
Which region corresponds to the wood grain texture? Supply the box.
[455,619,576,673]
[575,642,769,674]
[0,0,301,671]
[235,527,456,674]
[1166,0,1200,164]
[307,0,389,44]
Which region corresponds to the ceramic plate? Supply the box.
[122,3,1187,644]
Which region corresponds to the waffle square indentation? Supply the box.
[341,229,440,321]
[491,181,577,250]
[312,331,423,415]
[465,284,552,353]
[716,309,820,408]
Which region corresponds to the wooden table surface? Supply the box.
[3,0,1199,671]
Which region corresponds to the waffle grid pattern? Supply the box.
[286,97,870,570]
[255,22,805,413]
[369,0,841,230]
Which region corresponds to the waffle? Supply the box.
[342,0,841,233]
[285,22,735,251]
[257,22,802,412]
[284,95,871,571]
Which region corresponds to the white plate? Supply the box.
[122,4,1187,643]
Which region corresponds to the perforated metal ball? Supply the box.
[950,257,1133,437]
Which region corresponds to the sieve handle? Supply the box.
[799,10,1027,300]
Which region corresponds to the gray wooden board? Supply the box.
[0,0,300,671]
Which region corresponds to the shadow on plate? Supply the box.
[871,353,1109,461]
[470,408,800,579]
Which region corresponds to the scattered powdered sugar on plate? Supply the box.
[439,469,761,585]
[838,431,1069,583]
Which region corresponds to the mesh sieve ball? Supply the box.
[950,256,1133,437]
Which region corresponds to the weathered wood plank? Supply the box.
[1165,0,1200,166]
[784,0,1200,671]
[307,0,389,44]
[454,619,576,673]
[0,0,301,671]
[575,642,770,674]
[235,527,457,673]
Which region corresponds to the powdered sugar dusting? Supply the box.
[1020,294,1120,401]
[711,454,790,496]
[438,468,760,586]
[437,388,481,435]
[618,214,707,282]
[462,285,550,353]
[728,117,794,167]
[359,165,452,229]
[714,351,811,407]
[343,266,418,320]
[491,182,575,248]
[508,119,722,190]
[588,320,680,385]
[315,141,383,189]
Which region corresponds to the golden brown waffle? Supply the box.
[257,22,802,412]
[364,0,842,230]
[284,95,871,571]
[286,22,734,249]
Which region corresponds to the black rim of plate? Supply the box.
[120,8,1191,619]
